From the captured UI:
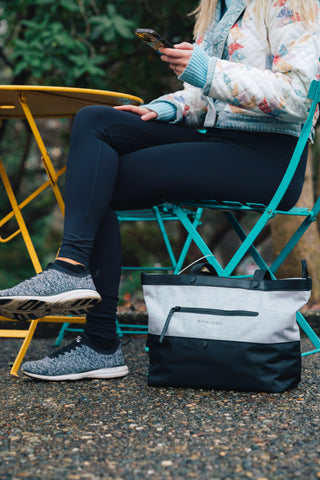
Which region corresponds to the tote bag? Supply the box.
[142,262,312,392]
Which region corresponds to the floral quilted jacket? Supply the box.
[148,0,320,138]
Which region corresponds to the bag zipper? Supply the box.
[159,306,259,343]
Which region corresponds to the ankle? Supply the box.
[84,333,119,353]
[54,259,88,275]
[56,257,85,267]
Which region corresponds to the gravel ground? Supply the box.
[0,334,319,480]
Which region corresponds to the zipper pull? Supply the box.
[159,306,180,343]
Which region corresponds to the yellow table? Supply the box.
[0,86,143,375]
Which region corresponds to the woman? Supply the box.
[0,0,319,380]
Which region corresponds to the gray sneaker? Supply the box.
[0,263,101,321]
[21,334,129,381]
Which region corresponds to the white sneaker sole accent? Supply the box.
[21,364,129,381]
[0,289,101,321]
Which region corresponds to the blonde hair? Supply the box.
[191,0,218,38]
[191,0,318,38]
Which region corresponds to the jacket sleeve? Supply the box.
[203,4,320,122]
[146,83,209,127]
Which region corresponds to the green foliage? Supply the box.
[0,0,138,87]
[0,0,195,96]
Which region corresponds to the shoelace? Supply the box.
[49,336,83,359]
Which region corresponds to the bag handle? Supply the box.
[301,259,309,279]
[252,260,310,283]
[177,255,216,274]
[301,259,312,289]
[189,262,218,276]
[252,269,272,282]
[190,264,272,280]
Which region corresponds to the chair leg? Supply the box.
[270,198,320,274]
[0,159,42,273]
[172,204,225,275]
[270,215,316,275]
[174,208,203,273]
[0,159,44,375]
[223,210,273,276]
[297,312,320,355]
[153,206,177,269]
[8,320,39,376]
[224,212,271,272]
[54,322,71,346]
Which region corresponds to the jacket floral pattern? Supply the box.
[153,0,320,137]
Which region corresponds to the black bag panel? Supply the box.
[147,334,301,393]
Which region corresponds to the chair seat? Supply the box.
[179,199,312,216]
[116,203,198,221]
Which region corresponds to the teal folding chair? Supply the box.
[55,204,203,345]
[165,78,320,357]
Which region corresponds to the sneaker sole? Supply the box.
[21,365,129,381]
[0,289,101,321]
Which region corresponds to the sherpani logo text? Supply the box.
[197,319,223,326]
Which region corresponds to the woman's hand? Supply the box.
[114,105,158,121]
[159,42,193,76]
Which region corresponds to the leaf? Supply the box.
[90,54,107,64]
[113,16,134,38]
[13,60,29,76]
[89,15,113,41]
[102,28,116,43]
[60,0,79,12]
[42,58,53,71]
[54,33,78,49]
[32,67,45,78]
[73,66,87,77]
[34,0,54,5]
[29,56,42,68]
[20,19,42,29]
[86,64,105,76]
[107,4,117,18]
[69,53,87,65]
[89,16,112,27]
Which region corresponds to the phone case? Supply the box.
[135,29,173,52]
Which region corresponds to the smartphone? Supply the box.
[135,28,173,53]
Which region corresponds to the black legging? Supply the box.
[58,105,307,339]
